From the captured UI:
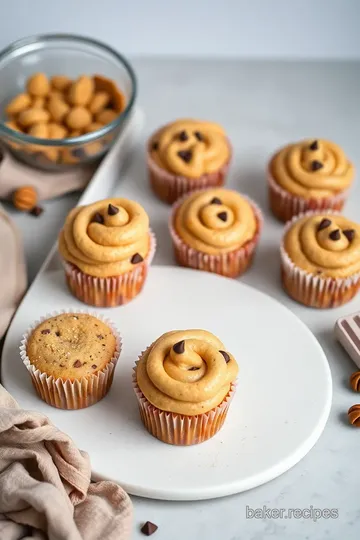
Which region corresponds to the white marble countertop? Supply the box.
[5,59,360,540]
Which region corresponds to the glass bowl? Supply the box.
[0,34,137,171]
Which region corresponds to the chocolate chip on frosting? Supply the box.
[309,140,319,151]
[194,131,204,141]
[131,253,144,264]
[178,130,188,142]
[217,211,228,222]
[318,218,332,231]
[177,149,192,163]
[219,350,230,363]
[210,197,222,205]
[311,160,323,171]
[108,204,119,215]
[93,212,104,224]
[329,229,341,241]
[73,360,82,368]
[173,340,185,354]
[343,229,355,242]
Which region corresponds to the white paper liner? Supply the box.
[169,190,263,278]
[280,210,360,308]
[20,309,122,409]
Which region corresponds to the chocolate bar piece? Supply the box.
[335,311,360,369]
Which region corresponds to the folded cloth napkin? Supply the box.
[0,384,133,540]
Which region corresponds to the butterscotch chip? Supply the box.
[94,75,125,112]
[28,123,49,138]
[47,89,64,101]
[69,130,82,138]
[47,97,70,123]
[66,106,92,130]
[42,147,59,162]
[48,123,68,139]
[96,109,118,125]
[85,141,103,156]
[5,120,21,132]
[18,108,50,127]
[51,75,72,92]
[13,185,38,211]
[6,93,32,115]
[89,91,110,114]
[27,73,50,97]
[61,148,80,164]
[86,122,104,133]
[32,96,45,109]
[68,75,94,106]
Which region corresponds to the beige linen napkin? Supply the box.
[0,384,133,540]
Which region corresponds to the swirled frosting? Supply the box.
[150,119,230,178]
[284,214,360,278]
[58,198,150,277]
[270,139,354,198]
[136,330,238,415]
[174,188,257,254]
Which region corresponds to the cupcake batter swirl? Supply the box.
[151,119,230,178]
[174,189,257,254]
[270,139,354,198]
[136,330,238,415]
[284,214,360,278]
[59,198,150,277]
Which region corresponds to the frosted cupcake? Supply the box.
[58,198,156,307]
[268,139,354,222]
[169,188,263,278]
[147,119,231,204]
[133,329,238,445]
[281,212,360,308]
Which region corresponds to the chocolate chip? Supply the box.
[73,360,82,368]
[210,197,222,205]
[141,522,158,536]
[108,204,119,215]
[194,131,204,141]
[219,350,230,363]
[92,364,97,369]
[97,334,104,340]
[318,218,332,231]
[41,329,50,335]
[177,149,192,163]
[93,212,104,224]
[131,253,144,264]
[217,211,228,222]
[152,142,158,151]
[30,205,44,217]
[173,340,185,354]
[309,140,319,151]
[329,229,341,241]
[188,366,200,371]
[311,160,323,171]
[60,364,65,368]
[343,229,355,242]
[55,331,60,337]
[178,130,188,141]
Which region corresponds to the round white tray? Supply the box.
[1,266,332,501]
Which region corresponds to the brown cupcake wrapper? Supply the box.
[268,171,348,223]
[132,366,236,446]
[147,132,232,204]
[62,230,156,307]
[20,309,122,409]
[280,210,360,308]
[169,190,263,278]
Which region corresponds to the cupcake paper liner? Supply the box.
[20,309,122,409]
[280,211,360,308]
[132,364,236,446]
[268,172,348,223]
[62,230,156,307]
[147,136,232,204]
[169,191,263,278]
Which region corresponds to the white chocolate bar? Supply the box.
[335,311,360,369]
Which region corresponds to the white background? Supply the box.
[0,0,359,59]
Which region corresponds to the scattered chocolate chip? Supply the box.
[188,366,200,371]
[141,521,158,536]
[309,140,319,151]
[97,334,104,340]
[194,130,204,141]
[343,229,355,242]
[55,331,60,337]
[329,229,341,241]
[92,364,97,369]
[178,130,188,142]
[41,329,50,335]
[93,212,104,224]
[217,211,228,222]
[30,205,44,217]
[108,204,119,215]
[131,253,144,264]
[173,340,185,354]
[311,160,323,171]
[210,197,222,205]
[177,149,192,163]
[152,142,158,151]
[73,360,82,368]
[219,350,230,363]
[318,218,332,231]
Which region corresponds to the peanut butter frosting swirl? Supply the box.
[58,198,150,277]
[150,119,230,178]
[174,188,257,255]
[270,139,354,198]
[284,214,360,278]
[136,330,238,415]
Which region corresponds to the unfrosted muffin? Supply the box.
[133,329,238,445]
[148,119,231,204]
[20,312,121,409]
[58,198,156,306]
[268,139,354,222]
[169,188,263,278]
[281,212,360,308]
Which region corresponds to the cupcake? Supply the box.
[20,311,121,409]
[133,329,238,445]
[169,188,263,278]
[147,119,231,204]
[281,212,360,308]
[268,139,354,222]
[58,198,156,307]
